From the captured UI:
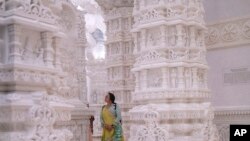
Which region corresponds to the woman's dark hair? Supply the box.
[108,92,115,104]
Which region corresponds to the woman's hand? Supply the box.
[104,124,114,131]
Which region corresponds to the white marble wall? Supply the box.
[204,1,250,140]
[204,0,250,22]
[207,45,250,107]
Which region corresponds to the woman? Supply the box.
[100,92,124,141]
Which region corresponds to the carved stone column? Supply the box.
[129,0,219,141]
[76,13,88,104]
[53,37,62,71]
[41,32,54,68]
[96,0,135,139]
[101,4,135,103]
[64,12,94,141]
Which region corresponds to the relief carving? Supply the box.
[221,24,239,42]
[206,17,250,49]
[21,35,45,65]
[242,20,250,38]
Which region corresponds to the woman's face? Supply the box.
[105,95,111,103]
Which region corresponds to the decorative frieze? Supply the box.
[206,17,250,50]
[133,0,205,30]
[0,66,60,82]
[132,89,210,102]
[214,107,250,141]
[130,104,211,121]
[214,107,250,123]
[1,0,57,24]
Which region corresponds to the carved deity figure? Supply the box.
[185,68,191,88]
[113,20,119,30]
[147,33,155,47]
[171,68,177,88]
[169,30,176,46]
[35,47,44,65]
[148,70,162,88]
[124,18,129,30]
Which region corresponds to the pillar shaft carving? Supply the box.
[96,1,135,140]
[129,0,218,141]
[97,0,135,106]
[53,37,62,70]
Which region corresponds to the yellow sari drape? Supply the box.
[101,106,115,141]
[101,106,125,141]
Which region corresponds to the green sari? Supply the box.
[100,104,124,141]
